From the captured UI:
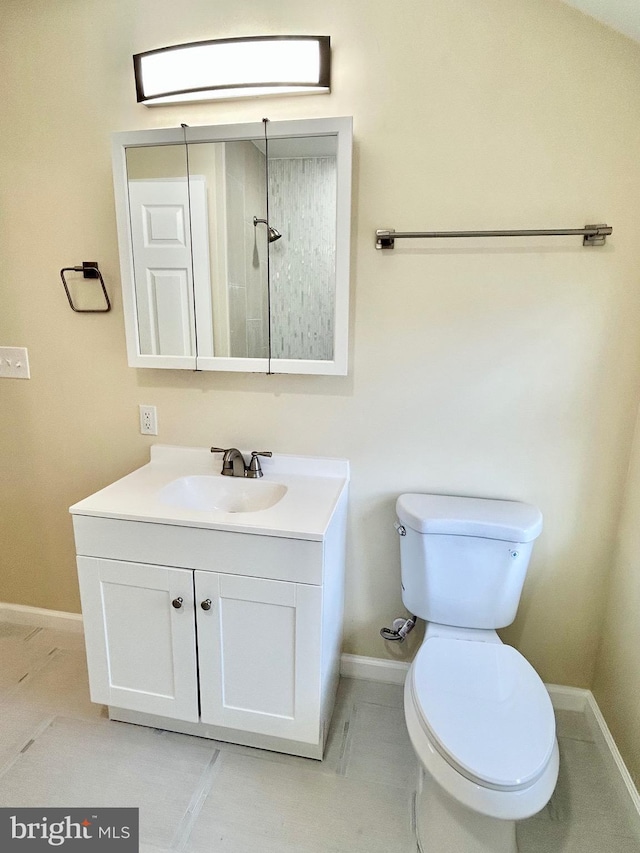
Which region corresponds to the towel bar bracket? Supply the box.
[582,224,609,246]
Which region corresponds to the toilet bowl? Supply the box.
[405,631,558,853]
[410,634,557,808]
[394,494,559,853]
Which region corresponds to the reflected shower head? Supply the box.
[253,216,282,243]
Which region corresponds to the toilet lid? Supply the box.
[411,638,556,790]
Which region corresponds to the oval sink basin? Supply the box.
[158,475,288,514]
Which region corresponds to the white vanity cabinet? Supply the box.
[70,447,349,760]
[77,555,325,749]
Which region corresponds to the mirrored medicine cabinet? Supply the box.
[111,116,352,374]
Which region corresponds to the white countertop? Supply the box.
[69,445,350,541]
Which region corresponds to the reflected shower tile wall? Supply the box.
[268,158,337,361]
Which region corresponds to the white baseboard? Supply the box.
[340,653,409,684]
[0,602,83,632]
[544,682,590,712]
[339,654,591,712]
[585,692,640,831]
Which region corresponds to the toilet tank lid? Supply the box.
[396,494,543,542]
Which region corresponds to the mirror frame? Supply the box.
[111,116,352,374]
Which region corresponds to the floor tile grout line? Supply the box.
[23,627,43,642]
[169,749,221,852]
[336,704,356,777]
[0,714,57,780]
[0,647,64,704]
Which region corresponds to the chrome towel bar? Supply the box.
[375,223,612,250]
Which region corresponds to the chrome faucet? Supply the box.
[210,447,272,478]
[212,447,246,477]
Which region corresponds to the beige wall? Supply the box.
[593,408,640,786]
[2,0,640,708]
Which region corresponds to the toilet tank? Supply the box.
[396,494,543,629]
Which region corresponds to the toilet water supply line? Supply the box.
[380,616,417,642]
[380,521,417,641]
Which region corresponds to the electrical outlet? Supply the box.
[0,346,30,379]
[139,404,158,435]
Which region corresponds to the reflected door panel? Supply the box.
[128,178,213,358]
[141,268,192,356]
[129,178,195,357]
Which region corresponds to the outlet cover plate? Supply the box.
[139,404,158,435]
[0,347,30,379]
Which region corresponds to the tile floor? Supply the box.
[0,621,638,852]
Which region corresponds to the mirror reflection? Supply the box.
[125,144,195,358]
[116,117,351,373]
[266,135,337,361]
[126,134,338,363]
[186,139,269,360]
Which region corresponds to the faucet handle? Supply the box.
[210,447,227,453]
[247,451,272,479]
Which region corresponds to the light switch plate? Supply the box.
[0,346,30,379]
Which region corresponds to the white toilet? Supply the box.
[396,493,559,853]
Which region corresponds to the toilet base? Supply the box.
[416,767,517,853]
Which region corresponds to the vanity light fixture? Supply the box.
[133,35,331,105]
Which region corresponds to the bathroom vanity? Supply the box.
[69,446,349,759]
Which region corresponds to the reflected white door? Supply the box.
[128,177,213,358]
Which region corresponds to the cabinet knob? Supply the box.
[201,599,212,611]
[171,597,184,609]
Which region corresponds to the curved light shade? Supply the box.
[134,35,331,106]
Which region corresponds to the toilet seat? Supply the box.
[410,638,556,792]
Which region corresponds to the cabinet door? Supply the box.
[77,557,198,721]
[196,572,322,743]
